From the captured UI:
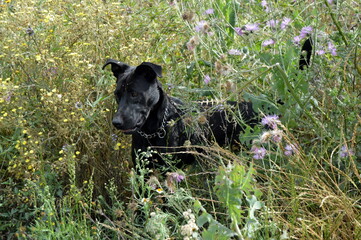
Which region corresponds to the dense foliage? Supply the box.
[0,0,360,239]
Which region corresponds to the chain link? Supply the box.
[137,106,169,139]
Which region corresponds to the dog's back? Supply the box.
[171,99,258,151]
[146,98,258,167]
[205,101,257,147]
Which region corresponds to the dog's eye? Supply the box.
[130,91,139,98]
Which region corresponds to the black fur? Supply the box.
[299,38,313,70]
[102,60,257,168]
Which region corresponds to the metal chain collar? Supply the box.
[137,106,169,139]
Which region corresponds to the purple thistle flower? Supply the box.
[261,0,268,7]
[46,67,58,77]
[204,75,211,84]
[169,172,185,183]
[195,20,213,36]
[266,19,279,29]
[272,135,282,143]
[228,49,242,55]
[261,115,280,129]
[204,8,214,15]
[111,134,118,142]
[284,144,297,156]
[5,92,12,102]
[300,26,313,38]
[195,20,208,32]
[327,42,337,56]
[175,174,185,182]
[330,49,337,56]
[316,49,325,55]
[262,39,275,47]
[271,130,283,143]
[186,42,195,51]
[244,23,260,32]
[260,129,283,143]
[234,27,244,36]
[293,35,302,45]
[206,31,214,36]
[339,145,354,158]
[186,36,199,51]
[280,17,291,30]
[261,0,270,12]
[251,146,267,160]
[26,26,34,36]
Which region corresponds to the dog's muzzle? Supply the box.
[112,111,147,134]
[112,118,137,134]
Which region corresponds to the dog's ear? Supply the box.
[135,62,162,79]
[102,59,130,78]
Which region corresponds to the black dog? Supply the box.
[102,60,258,168]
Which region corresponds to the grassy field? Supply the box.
[0,0,360,239]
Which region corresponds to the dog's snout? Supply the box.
[112,117,123,129]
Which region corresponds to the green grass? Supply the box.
[0,0,360,239]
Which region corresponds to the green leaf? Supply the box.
[243,93,278,114]
[197,212,212,227]
[193,200,202,214]
[246,195,264,220]
[202,222,235,240]
[239,125,261,146]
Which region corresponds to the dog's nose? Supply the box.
[112,118,123,129]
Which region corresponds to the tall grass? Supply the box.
[0,0,360,239]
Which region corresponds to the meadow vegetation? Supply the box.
[0,0,360,239]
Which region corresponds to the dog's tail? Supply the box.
[299,38,313,70]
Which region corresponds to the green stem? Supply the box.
[355,45,361,76]
[274,64,320,128]
[324,0,349,46]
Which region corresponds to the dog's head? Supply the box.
[102,59,163,133]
